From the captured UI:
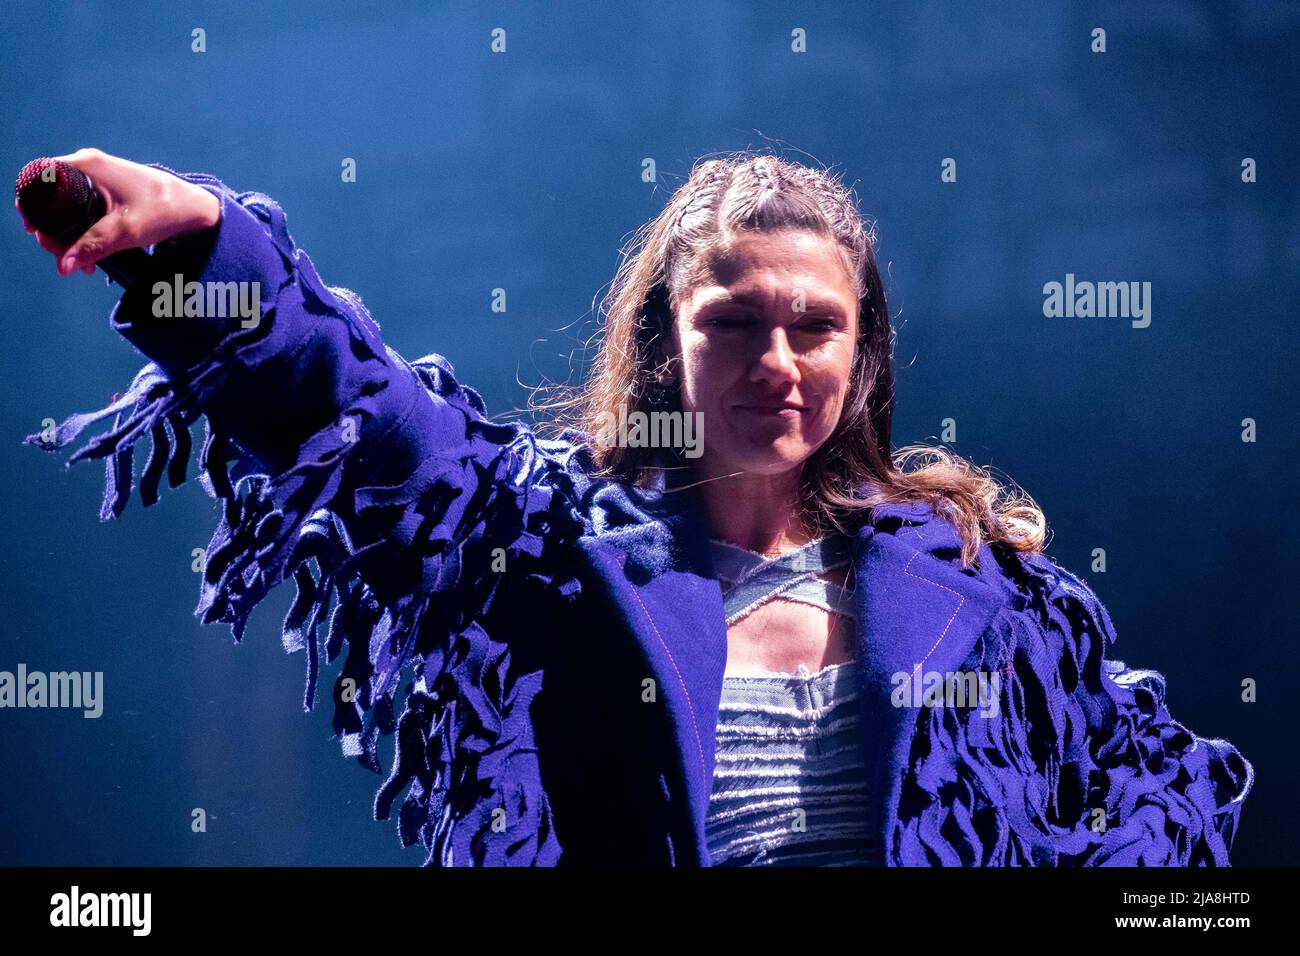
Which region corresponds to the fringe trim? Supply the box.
[890,551,1254,865]
[26,347,588,866]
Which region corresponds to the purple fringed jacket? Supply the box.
[29,167,1254,866]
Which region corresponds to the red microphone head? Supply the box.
[16,158,103,243]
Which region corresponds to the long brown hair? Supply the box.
[531,150,1045,567]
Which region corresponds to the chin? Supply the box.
[717,443,811,478]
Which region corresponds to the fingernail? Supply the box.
[60,254,76,274]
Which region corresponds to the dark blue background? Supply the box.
[1,0,1294,865]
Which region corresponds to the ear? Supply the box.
[652,337,680,386]
[644,281,683,371]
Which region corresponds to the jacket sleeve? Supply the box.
[24,167,592,864]
[895,548,1254,867]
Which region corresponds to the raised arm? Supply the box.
[20,150,591,863]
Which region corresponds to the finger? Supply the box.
[35,229,71,259]
[50,147,109,177]
[61,212,133,275]
[49,148,116,204]
[80,263,96,275]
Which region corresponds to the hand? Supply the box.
[16,148,222,277]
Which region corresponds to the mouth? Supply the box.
[734,402,807,417]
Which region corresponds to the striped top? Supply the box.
[705,534,873,866]
[708,661,873,866]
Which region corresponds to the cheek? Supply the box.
[810,354,855,426]
[674,337,718,409]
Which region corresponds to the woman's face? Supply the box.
[671,228,860,480]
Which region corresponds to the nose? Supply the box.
[751,326,799,388]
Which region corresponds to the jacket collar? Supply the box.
[573,480,1010,865]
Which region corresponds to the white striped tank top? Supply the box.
[706,534,873,866]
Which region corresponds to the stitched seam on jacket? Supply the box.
[902,550,966,669]
[626,584,708,784]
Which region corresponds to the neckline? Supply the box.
[708,534,831,560]
[723,659,857,682]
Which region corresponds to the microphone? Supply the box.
[15,157,152,288]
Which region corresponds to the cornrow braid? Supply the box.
[783,165,874,297]
[672,160,733,238]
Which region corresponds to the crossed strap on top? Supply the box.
[708,535,858,627]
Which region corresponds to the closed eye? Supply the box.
[707,315,753,330]
[800,318,839,332]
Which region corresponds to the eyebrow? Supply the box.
[695,290,850,316]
